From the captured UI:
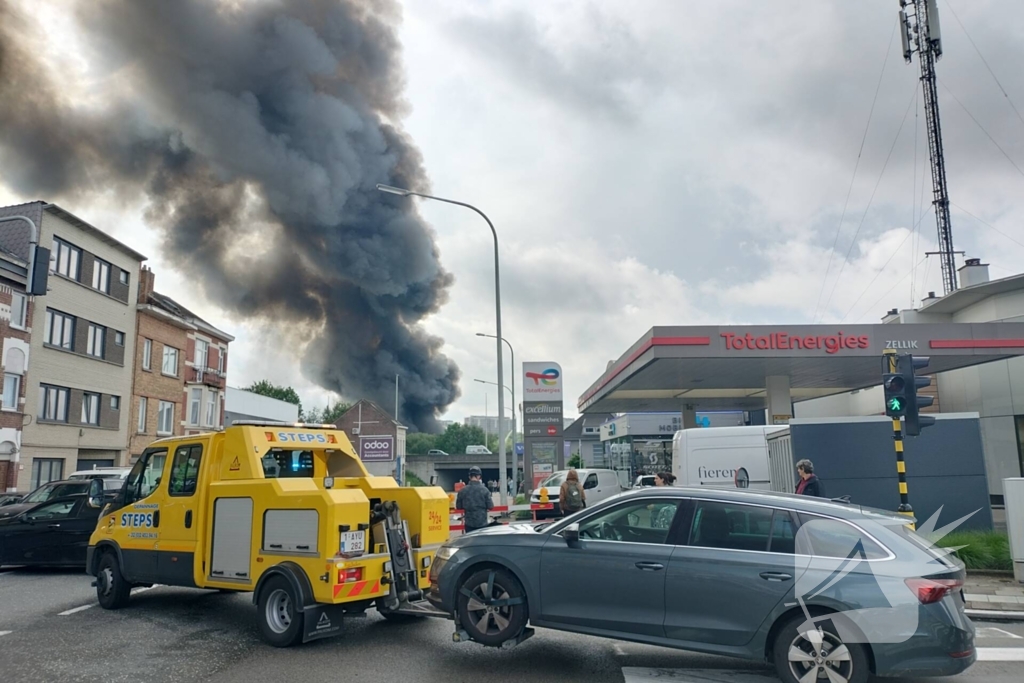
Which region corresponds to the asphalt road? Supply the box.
[1,567,1023,683]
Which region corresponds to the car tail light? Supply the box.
[949,649,974,659]
[339,567,363,583]
[905,577,963,604]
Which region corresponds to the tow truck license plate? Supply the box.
[340,531,365,554]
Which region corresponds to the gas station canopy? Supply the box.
[578,323,1024,414]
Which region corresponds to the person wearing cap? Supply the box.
[456,466,493,533]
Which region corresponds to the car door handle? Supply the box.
[185,510,193,529]
[47,523,61,529]
[635,562,665,571]
[760,572,793,582]
[153,510,160,528]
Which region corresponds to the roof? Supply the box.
[579,323,1024,413]
[340,399,405,429]
[0,201,44,261]
[917,271,1024,315]
[148,291,234,342]
[43,204,147,262]
[562,412,613,439]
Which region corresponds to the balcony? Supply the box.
[188,365,226,389]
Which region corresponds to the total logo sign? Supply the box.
[523,361,563,401]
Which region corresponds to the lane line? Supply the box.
[977,627,1024,640]
[0,630,12,637]
[977,648,1024,662]
[58,604,94,616]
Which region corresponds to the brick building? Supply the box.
[334,399,406,477]
[0,246,31,491]
[130,267,232,460]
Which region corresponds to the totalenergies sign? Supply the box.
[721,331,870,355]
[523,361,563,401]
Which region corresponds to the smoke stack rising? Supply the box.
[0,0,460,429]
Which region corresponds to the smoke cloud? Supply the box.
[0,0,460,430]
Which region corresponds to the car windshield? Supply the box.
[538,472,567,488]
[22,482,87,504]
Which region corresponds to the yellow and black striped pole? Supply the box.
[885,349,915,529]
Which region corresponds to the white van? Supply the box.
[465,445,492,455]
[530,468,623,518]
[68,467,132,491]
[672,426,787,490]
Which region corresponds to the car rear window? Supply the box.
[797,513,890,560]
[897,524,957,568]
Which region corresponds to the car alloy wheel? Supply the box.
[787,627,855,683]
[456,568,528,647]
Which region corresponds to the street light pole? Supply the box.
[474,378,514,448]
[0,215,40,295]
[377,184,508,505]
[477,332,516,486]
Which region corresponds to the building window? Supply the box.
[143,339,152,370]
[217,348,225,374]
[189,387,202,426]
[111,395,121,411]
[138,397,147,433]
[31,458,64,490]
[115,331,125,346]
[44,309,75,350]
[162,346,179,376]
[120,270,129,286]
[82,392,100,425]
[2,374,20,411]
[51,237,82,280]
[195,339,209,370]
[40,385,70,422]
[92,259,111,294]
[205,391,217,427]
[158,400,174,435]
[10,291,27,329]
[87,324,106,358]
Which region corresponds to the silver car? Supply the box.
[426,487,975,683]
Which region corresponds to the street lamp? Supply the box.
[476,332,516,474]
[377,183,509,504]
[0,215,41,295]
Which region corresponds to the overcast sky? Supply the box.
[2,0,1024,426]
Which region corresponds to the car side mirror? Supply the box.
[563,523,580,547]
[87,479,105,509]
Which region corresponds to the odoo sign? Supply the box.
[359,435,394,462]
[722,331,869,354]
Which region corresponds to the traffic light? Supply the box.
[901,354,935,436]
[883,372,908,418]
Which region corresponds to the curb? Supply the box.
[967,570,1017,578]
[966,609,1024,622]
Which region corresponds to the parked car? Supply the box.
[427,487,975,682]
[68,467,131,490]
[0,493,107,567]
[465,445,491,455]
[0,493,24,507]
[427,449,449,456]
[634,475,657,488]
[530,469,623,518]
[0,480,91,521]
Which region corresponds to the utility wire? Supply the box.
[840,205,934,323]
[857,254,931,323]
[818,85,918,322]
[811,18,899,322]
[942,0,1024,131]
[951,201,1024,250]
[939,79,1024,179]
[912,86,920,302]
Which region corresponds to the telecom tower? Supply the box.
[900,0,958,294]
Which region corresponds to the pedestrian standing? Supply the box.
[651,472,677,528]
[795,459,824,497]
[559,469,586,516]
[507,476,514,498]
[456,466,493,533]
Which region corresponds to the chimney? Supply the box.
[138,266,155,303]
[957,257,990,288]
[882,307,901,324]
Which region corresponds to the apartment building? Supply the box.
[0,245,31,491]
[0,201,145,490]
[130,267,232,460]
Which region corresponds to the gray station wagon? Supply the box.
[427,487,975,683]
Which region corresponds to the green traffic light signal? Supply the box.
[883,372,908,418]
[888,396,904,412]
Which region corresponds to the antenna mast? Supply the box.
[900,0,957,295]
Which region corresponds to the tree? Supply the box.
[407,432,438,455]
[245,380,302,417]
[321,402,351,425]
[568,453,582,469]
[435,424,487,456]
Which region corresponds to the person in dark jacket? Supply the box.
[795,459,824,497]
[456,466,493,533]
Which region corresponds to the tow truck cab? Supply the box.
[86,422,449,646]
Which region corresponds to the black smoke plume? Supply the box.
[0,0,460,430]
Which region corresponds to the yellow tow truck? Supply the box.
[84,422,450,646]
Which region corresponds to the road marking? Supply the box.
[0,630,12,637]
[978,627,1024,640]
[132,585,158,594]
[977,648,1024,662]
[622,670,775,682]
[58,604,94,616]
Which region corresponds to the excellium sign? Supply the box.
[721,331,870,354]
